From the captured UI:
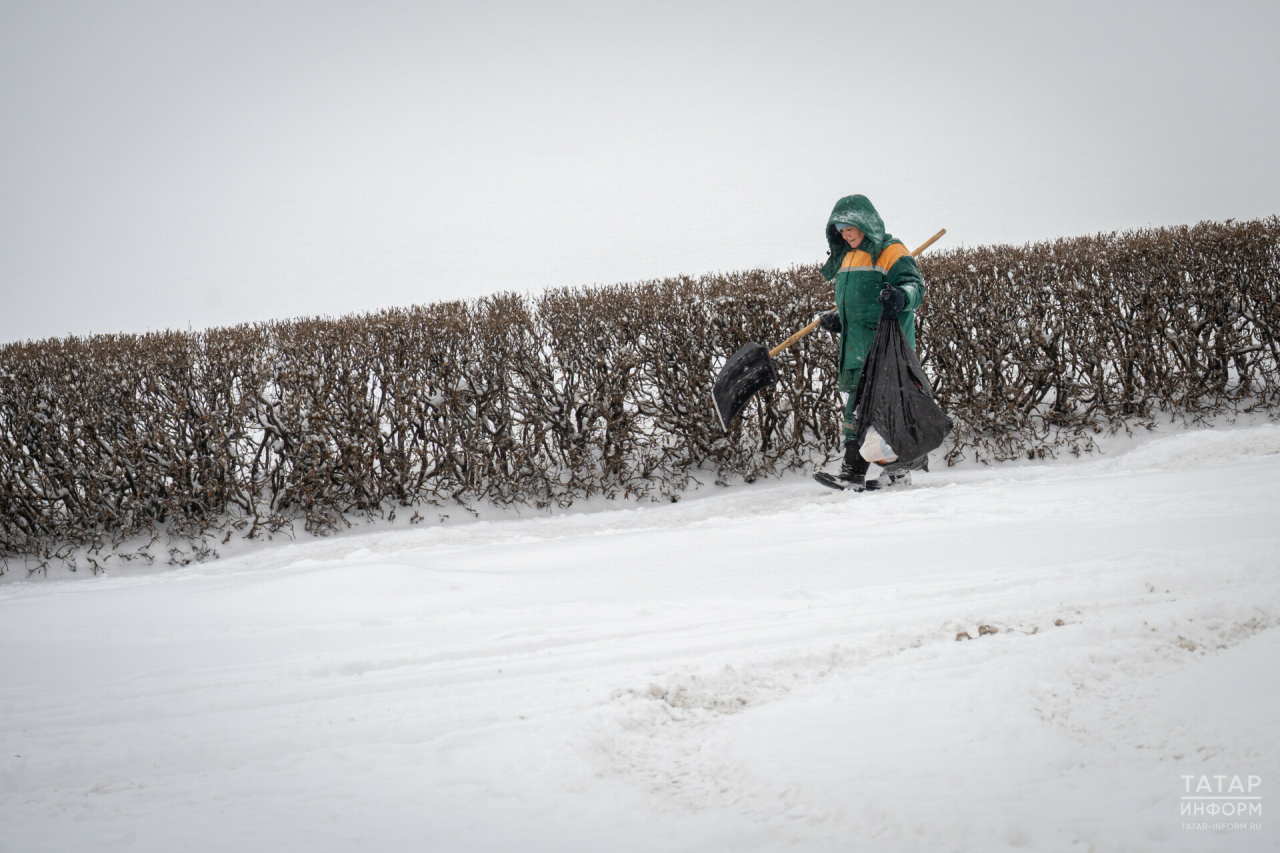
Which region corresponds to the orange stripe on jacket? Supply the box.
[839,249,874,270]
[875,242,910,272]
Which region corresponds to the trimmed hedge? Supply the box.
[2,217,1278,573]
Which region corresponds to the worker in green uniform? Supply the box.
[816,194,926,490]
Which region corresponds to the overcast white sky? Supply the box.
[2,0,1277,343]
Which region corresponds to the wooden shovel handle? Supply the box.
[768,227,947,358]
[910,228,947,258]
[770,318,823,357]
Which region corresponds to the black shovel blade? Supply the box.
[712,341,778,431]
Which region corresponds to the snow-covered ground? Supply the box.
[3,424,1280,852]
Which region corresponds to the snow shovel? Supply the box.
[712,228,947,431]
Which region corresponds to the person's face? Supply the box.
[840,226,864,249]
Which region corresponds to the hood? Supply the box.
[822,195,886,280]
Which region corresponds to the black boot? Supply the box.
[868,458,920,490]
[836,442,870,489]
[814,441,877,492]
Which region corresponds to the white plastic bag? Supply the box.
[859,426,898,464]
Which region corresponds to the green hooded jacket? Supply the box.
[820,195,925,389]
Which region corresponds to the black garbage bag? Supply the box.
[849,315,953,467]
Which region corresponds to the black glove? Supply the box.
[878,285,907,319]
[818,311,842,335]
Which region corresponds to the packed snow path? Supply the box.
[3,426,1280,852]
